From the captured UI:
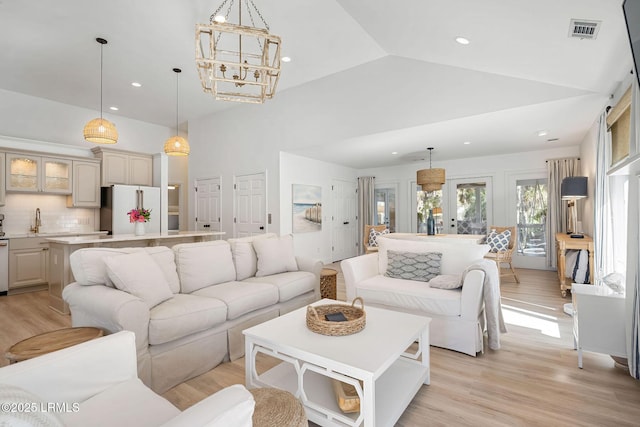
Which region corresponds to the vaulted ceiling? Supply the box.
[0,0,633,168]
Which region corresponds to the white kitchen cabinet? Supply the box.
[9,238,49,290]
[572,283,627,368]
[92,148,153,186]
[67,160,101,208]
[5,153,72,194]
[0,152,5,206]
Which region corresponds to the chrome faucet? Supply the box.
[30,208,41,234]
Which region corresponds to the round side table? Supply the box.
[320,268,338,300]
[5,327,104,364]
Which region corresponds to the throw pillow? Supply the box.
[0,384,65,427]
[104,251,174,308]
[253,234,299,277]
[486,229,511,253]
[368,228,390,247]
[384,250,442,282]
[429,274,463,290]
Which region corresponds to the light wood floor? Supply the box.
[2,268,640,426]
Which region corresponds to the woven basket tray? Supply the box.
[306,297,365,336]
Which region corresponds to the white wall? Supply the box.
[0,88,172,154]
[579,120,598,237]
[280,152,357,263]
[358,145,581,234]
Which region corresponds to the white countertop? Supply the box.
[45,231,225,245]
[5,231,109,239]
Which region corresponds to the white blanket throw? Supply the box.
[462,259,507,350]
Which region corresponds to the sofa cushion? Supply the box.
[104,251,174,309]
[70,247,140,287]
[149,294,228,345]
[244,271,316,302]
[228,233,277,280]
[59,378,180,427]
[173,241,237,293]
[429,274,463,290]
[144,246,181,294]
[0,384,65,427]
[356,275,461,316]
[377,237,490,276]
[368,227,390,247]
[253,235,298,277]
[385,250,441,282]
[192,281,279,320]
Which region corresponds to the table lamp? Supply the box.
[561,176,588,238]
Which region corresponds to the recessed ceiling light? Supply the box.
[537,130,549,137]
[463,141,471,145]
[131,82,142,88]
[391,151,398,155]
[109,106,119,111]
[213,15,226,23]
[455,37,470,45]
[281,56,291,63]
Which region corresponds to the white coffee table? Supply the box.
[244,299,431,427]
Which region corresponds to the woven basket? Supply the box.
[306,297,365,336]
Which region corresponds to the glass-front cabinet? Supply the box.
[6,154,72,194]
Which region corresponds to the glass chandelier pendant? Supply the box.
[195,0,282,104]
[84,38,118,144]
[164,68,190,156]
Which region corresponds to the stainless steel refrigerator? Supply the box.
[100,185,161,235]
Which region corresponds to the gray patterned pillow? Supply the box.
[486,229,511,253]
[384,250,442,282]
[368,227,390,247]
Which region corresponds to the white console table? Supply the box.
[572,283,627,368]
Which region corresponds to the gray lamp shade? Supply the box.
[561,176,588,200]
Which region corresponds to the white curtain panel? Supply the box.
[357,176,375,255]
[546,157,581,268]
[594,113,614,280]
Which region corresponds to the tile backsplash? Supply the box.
[0,193,98,234]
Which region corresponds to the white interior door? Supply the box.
[447,177,493,235]
[195,177,221,231]
[332,179,357,262]
[234,172,266,237]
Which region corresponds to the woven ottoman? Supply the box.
[250,388,307,427]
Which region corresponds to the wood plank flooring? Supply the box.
[2,267,640,426]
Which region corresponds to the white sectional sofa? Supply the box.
[0,331,255,427]
[63,233,322,393]
[341,236,503,356]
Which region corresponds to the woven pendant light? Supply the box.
[164,68,190,156]
[84,38,118,144]
[417,147,445,192]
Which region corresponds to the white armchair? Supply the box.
[0,331,254,427]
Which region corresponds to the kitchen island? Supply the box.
[46,231,225,314]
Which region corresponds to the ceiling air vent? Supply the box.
[569,19,601,40]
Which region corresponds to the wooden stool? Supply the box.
[5,327,104,364]
[250,388,307,427]
[320,268,338,300]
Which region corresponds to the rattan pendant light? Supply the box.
[164,68,190,156]
[84,38,118,144]
[417,147,445,192]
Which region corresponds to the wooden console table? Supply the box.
[555,233,594,297]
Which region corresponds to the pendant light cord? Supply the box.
[100,42,103,121]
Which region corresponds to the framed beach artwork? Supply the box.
[292,184,322,233]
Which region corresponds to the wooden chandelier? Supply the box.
[417,148,445,192]
[195,0,281,104]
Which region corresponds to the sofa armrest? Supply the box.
[159,384,254,427]
[296,256,323,299]
[460,269,485,321]
[63,283,150,351]
[341,253,378,302]
[0,331,137,404]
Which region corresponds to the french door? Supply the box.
[374,188,396,232]
[447,177,493,235]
